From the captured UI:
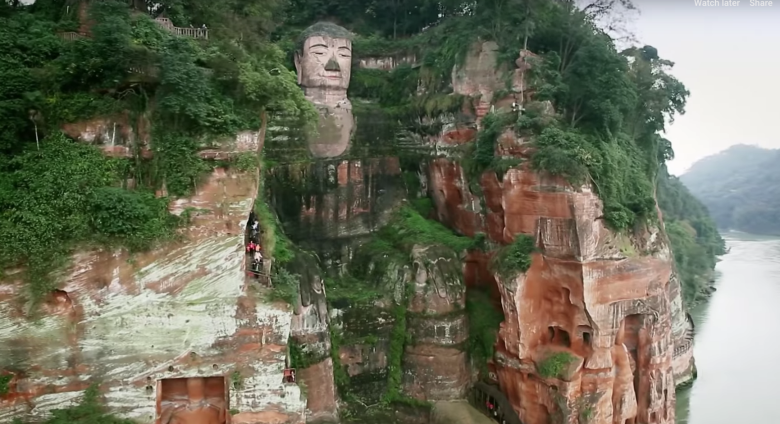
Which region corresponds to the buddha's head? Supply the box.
[294,22,353,94]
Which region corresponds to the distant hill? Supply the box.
[680,144,780,235]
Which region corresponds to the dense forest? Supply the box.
[0,0,724,418]
[657,166,725,306]
[0,0,723,314]
[0,0,316,300]
[681,144,780,235]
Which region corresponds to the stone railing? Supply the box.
[57,31,85,41]
[127,65,159,77]
[172,26,208,39]
[673,339,693,358]
[154,17,208,39]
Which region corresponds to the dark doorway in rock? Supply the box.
[156,376,228,424]
[44,289,74,315]
[548,326,571,347]
[577,325,593,349]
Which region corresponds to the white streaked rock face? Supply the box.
[0,169,306,424]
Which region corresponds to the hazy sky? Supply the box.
[630,0,780,175]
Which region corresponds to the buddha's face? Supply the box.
[295,35,352,91]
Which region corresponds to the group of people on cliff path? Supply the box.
[246,211,264,277]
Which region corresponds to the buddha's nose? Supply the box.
[325,56,340,72]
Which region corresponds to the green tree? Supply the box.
[12,384,135,424]
[657,166,725,305]
[0,0,318,298]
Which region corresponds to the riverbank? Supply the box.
[675,233,780,424]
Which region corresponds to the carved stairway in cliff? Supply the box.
[467,381,523,424]
[245,211,271,286]
[674,312,695,358]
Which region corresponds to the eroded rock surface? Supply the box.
[422,41,693,424]
[61,115,261,160]
[403,245,469,401]
[429,156,681,424]
[0,167,306,423]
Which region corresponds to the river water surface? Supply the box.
[676,233,780,423]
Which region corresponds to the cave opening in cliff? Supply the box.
[576,325,593,350]
[548,326,571,347]
[156,376,228,424]
[43,289,74,314]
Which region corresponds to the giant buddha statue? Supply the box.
[294,21,354,158]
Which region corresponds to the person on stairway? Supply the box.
[254,250,263,270]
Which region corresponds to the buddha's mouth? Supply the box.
[321,71,341,79]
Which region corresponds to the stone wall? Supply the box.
[358,56,418,71]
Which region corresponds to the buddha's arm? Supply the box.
[159,404,185,424]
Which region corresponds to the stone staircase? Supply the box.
[673,339,693,358]
[154,17,208,39]
[466,381,523,424]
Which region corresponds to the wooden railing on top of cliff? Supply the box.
[154,17,208,39]
[57,31,86,41]
[468,381,523,424]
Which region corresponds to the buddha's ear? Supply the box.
[294,51,303,85]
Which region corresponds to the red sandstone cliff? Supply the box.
[423,41,695,424]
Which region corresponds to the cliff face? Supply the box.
[0,31,698,424]
[257,34,696,424]
[0,131,306,423]
[423,41,695,424]
[265,96,471,419]
[402,244,469,400]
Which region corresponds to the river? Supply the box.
[676,232,780,424]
